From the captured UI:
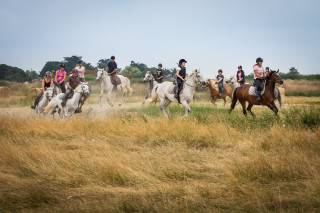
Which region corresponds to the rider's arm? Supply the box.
[176,69,184,81]
[55,73,57,82]
[263,70,266,77]
[110,69,117,75]
[66,81,72,89]
[50,80,53,88]
[62,73,66,82]
[81,68,85,78]
[42,79,45,91]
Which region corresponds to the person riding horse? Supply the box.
[174,59,187,102]
[31,71,53,109]
[253,57,267,103]
[61,69,80,107]
[156,63,164,83]
[216,69,224,97]
[55,64,67,93]
[75,60,85,82]
[106,56,121,91]
[265,66,270,75]
[236,65,245,85]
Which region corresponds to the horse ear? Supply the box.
[277,69,279,73]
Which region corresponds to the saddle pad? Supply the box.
[248,85,266,96]
[111,75,121,86]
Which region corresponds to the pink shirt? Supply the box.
[238,73,242,80]
[56,70,66,82]
[253,65,264,79]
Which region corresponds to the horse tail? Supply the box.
[125,77,133,96]
[149,84,159,104]
[276,87,282,108]
[44,98,54,113]
[230,88,238,110]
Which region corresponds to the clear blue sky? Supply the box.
[0,0,319,78]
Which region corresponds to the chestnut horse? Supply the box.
[229,70,283,116]
[204,79,233,106]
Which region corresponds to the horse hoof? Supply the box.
[119,104,121,107]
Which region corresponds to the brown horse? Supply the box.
[229,70,283,116]
[203,79,233,106]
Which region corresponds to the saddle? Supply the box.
[59,90,74,100]
[110,74,121,86]
[219,85,227,93]
[248,83,266,96]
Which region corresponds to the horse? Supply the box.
[35,88,54,117]
[229,70,283,116]
[149,69,206,117]
[44,83,91,119]
[203,79,233,106]
[230,74,282,108]
[142,71,159,106]
[96,68,133,107]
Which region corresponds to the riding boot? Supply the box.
[61,95,68,107]
[256,91,262,104]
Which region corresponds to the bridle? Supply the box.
[184,73,203,87]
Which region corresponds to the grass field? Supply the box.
[0,79,320,212]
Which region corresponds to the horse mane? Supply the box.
[74,84,83,92]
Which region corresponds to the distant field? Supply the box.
[0,77,320,212]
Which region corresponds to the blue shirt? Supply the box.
[107,62,117,73]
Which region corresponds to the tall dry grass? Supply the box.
[0,106,320,212]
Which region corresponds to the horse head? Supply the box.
[143,71,152,82]
[230,75,237,83]
[202,78,211,88]
[268,69,283,85]
[45,88,54,101]
[96,68,104,81]
[190,69,206,86]
[80,83,91,96]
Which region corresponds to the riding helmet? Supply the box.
[158,63,162,67]
[77,60,82,64]
[238,65,242,69]
[179,59,187,64]
[60,64,65,68]
[265,67,270,70]
[256,57,263,63]
[218,69,223,73]
[72,69,78,73]
[111,56,115,60]
[45,71,51,76]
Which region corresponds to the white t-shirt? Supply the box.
[253,65,264,79]
[75,66,85,78]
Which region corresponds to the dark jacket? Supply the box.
[236,71,245,84]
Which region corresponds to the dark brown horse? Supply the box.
[229,70,283,116]
[204,79,233,106]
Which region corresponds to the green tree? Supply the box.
[121,66,142,78]
[40,61,62,77]
[97,58,111,69]
[0,64,28,82]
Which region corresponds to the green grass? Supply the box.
[286,90,320,97]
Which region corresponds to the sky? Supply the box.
[0,0,320,78]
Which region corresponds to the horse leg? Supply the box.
[107,91,113,107]
[266,102,278,116]
[247,103,255,117]
[181,100,191,117]
[99,89,104,107]
[118,86,125,106]
[223,97,226,107]
[164,99,171,117]
[240,101,247,116]
[160,98,168,118]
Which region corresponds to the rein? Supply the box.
[184,74,201,88]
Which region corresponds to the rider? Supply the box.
[106,56,120,91]
[216,69,224,97]
[174,59,187,101]
[75,60,85,82]
[253,57,266,103]
[156,63,164,83]
[31,71,53,109]
[236,65,245,85]
[61,69,80,107]
[55,64,67,93]
[265,67,270,75]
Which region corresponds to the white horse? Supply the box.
[149,69,206,117]
[230,75,241,90]
[96,68,133,107]
[35,88,54,117]
[44,83,90,119]
[142,71,159,106]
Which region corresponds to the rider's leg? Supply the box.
[60,82,66,93]
[61,89,72,107]
[255,79,262,103]
[31,91,43,109]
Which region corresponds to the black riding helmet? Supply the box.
[60,64,65,68]
[265,67,270,71]
[77,60,82,64]
[158,63,162,67]
[256,57,263,63]
[111,56,115,60]
[238,65,242,69]
[179,59,187,64]
[218,69,223,73]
